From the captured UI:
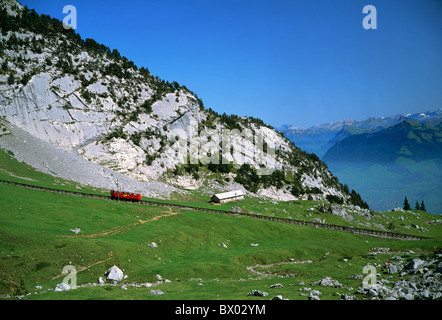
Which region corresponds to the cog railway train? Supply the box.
[110,190,142,201]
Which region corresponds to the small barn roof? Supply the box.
[213,190,245,200]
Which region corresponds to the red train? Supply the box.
[110,190,142,201]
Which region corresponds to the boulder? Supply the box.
[387,264,398,274]
[269,283,283,288]
[315,276,342,288]
[434,262,442,274]
[106,265,124,282]
[308,290,322,300]
[150,289,164,295]
[405,258,426,274]
[54,282,71,292]
[69,228,81,234]
[341,294,358,300]
[247,290,268,297]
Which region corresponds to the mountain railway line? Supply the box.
[0,179,431,241]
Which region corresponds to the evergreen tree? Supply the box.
[415,201,421,211]
[7,74,14,85]
[421,200,426,212]
[403,196,411,210]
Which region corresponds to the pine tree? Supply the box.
[421,200,426,212]
[415,201,421,211]
[7,74,14,85]
[403,196,411,210]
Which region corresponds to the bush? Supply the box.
[21,73,31,86]
[81,90,92,102]
[7,74,14,85]
[35,261,51,271]
[326,194,344,204]
[140,99,153,114]
[350,190,369,209]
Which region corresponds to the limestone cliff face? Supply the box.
[0,1,346,200]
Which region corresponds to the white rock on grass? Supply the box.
[54,283,70,292]
[247,290,268,297]
[150,290,164,295]
[106,265,124,282]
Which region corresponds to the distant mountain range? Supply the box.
[279,108,442,159]
[323,120,442,165]
[280,110,442,214]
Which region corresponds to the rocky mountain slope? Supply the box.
[0,1,349,202]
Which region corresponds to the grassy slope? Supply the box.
[1,182,441,300]
[0,148,441,300]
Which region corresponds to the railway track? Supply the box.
[0,179,430,240]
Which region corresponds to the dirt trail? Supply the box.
[51,251,115,280]
[246,260,313,277]
[60,211,179,239]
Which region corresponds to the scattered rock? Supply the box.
[269,283,283,288]
[250,243,259,247]
[308,290,322,300]
[69,228,81,234]
[311,218,325,224]
[356,255,442,300]
[369,247,390,255]
[106,265,124,282]
[298,287,311,292]
[150,289,164,295]
[148,242,158,248]
[219,242,228,249]
[54,283,70,292]
[230,206,241,213]
[341,293,358,300]
[247,290,268,297]
[315,276,342,288]
[156,274,163,281]
[387,264,398,274]
[404,258,426,274]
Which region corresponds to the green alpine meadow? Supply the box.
[0,0,441,305]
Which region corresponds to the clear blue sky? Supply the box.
[18,0,442,128]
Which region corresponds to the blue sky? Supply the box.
[19,0,442,128]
